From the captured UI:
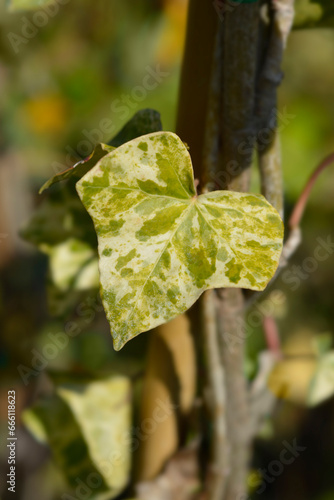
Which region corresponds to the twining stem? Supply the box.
[215,4,260,500]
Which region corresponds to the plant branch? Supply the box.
[202,290,228,500]
[289,151,334,229]
[212,4,261,499]
[216,288,252,500]
[176,0,218,184]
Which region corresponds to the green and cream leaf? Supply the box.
[308,351,334,407]
[76,132,284,350]
[23,376,132,499]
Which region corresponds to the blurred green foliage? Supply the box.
[1,1,334,499]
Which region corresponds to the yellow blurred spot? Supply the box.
[155,0,188,65]
[248,469,262,492]
[23,93,68,134]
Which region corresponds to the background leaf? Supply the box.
[22,109,163,316]
[23,376,132,500]
[308,351,334,406]
[293,0,334,29]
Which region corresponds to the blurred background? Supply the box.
[0,0,334,499]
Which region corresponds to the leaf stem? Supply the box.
[289,151,334,229]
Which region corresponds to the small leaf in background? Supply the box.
[267,331,334,406]
[40,109,162,193]
[39,144,114,194]
[21,182,97,249]
[23,376,132,500]
[312,332,332,356]
[308,351,334,406]
[294,0,334,28]
[267,331,322,405]
[76,131,283,350]
[46,238,99,292]
[109,108,162,148]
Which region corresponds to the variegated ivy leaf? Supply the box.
[23,376,132,500]
[76,132,283,351]
[46,238,99,292]
[308,351,334,407]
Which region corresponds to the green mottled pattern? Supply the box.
[76,132,283,350]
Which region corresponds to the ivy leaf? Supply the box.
[45,238,99,292]
[76,132,283,351]
[23,376,132,500]
[39,144,114,194]
[110,108,162,148]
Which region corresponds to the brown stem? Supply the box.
[218,3,260,192]
[214,4,260,499]
[217,288,252,500]
[176,0,218,185]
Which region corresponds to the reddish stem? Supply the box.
[263,315,281,355]
[289,151,334,229]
